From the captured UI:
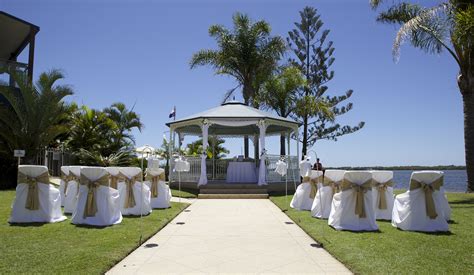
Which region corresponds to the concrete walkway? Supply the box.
[108,199,351,274]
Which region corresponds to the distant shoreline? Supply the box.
[325,165,466,171]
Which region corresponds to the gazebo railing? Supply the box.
[169,156,201,182]
[169,154,300,184]
[265,154,300,183]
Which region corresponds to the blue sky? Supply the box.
[1,0,464,167]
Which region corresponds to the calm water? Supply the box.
[393,170,467,192]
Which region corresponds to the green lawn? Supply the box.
[270,192,474,275]
[0,190,187,274]
[170,187,198,198]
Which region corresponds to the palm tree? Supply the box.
[103,102,143,148]
[186,137,230,159]
[371,0,474,192]
[65,106,118,160]
[190,12,287,158]
[0,69,73,164]
[258,66,305,155]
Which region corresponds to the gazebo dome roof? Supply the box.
[167,100,300,136]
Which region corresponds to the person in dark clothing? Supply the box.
[313,158,325,175]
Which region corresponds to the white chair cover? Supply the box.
[392,171,450,232]
[9,165,66,223]
[105,167,121,189]
[144,168,172,209]
[118,167,152,216]
[290,170,323,211]
[311,169,345,219]
[371,171,395,220]
[64,166,81,214]
[71,167,122,226]
[59,166,69,206]
[328,171,378,231]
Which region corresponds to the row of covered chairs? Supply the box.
[9,165,172,226]
[291,170,451,232]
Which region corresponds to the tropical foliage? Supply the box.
[0,70,73,188]
[371,0,474,192]
[287,6,365,156]
[257,66,305,155]
[186,137,230,159]
[190,12,286,158]
[65,103,143,166]
[0,70,73,163]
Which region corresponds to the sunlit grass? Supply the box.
[0,190,187,274]
[270,192,474,274]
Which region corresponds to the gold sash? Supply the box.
[373,179,394,210]
[322,178,341,195]
[109,175,121,190]
[60,171,71,194]
[119,172,142,209]
[341,179,372,218]
[145,173,160,198]
[80,174,109,218]
[409,177,443,219]
[309,177,322,199]
[18,171,50,211]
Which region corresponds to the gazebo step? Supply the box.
[198,194,269,199]
[200,184,266,189]
[200,188,268,194]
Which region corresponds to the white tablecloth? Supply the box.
[226,162,257,183]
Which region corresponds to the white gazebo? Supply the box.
[166,101,301,188]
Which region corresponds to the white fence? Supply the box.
[36,148,74,176]
[169,155,300,184]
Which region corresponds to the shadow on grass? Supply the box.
[122,214,152,219]
[9,222,48,227]
[335,228,382,234]
[395,227,454,236]
[73,223,112,229]
[449,197,474,204]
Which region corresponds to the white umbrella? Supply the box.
[135,145,155,154]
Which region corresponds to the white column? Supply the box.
[198,120,210,186]
[295,127,300,161]
[287,131,291,156]
[257,120,267,186]
[168,128,174,183]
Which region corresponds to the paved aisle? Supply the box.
[107,199,351,274]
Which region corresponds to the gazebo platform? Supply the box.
[169,181,296,199]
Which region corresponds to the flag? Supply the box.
[169,106,176,119]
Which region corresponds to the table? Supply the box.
[226,162,257,183]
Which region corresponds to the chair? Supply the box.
[118,167,152,216]
[392,171,450,232]
[71,167,122,226]
[64,166,81,214]
[290,170,323,211]
[144,168,172,209]
[328,171,378,231]
[59,166,70,207]
[311,170,345,219]
[105,167,121,189]
[371,171,395,220]
[9,165,66,223]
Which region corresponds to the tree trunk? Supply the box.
[302,115,308,158]
[243,95,250,159]
[461,76,474,193]
[280,134,285,156]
